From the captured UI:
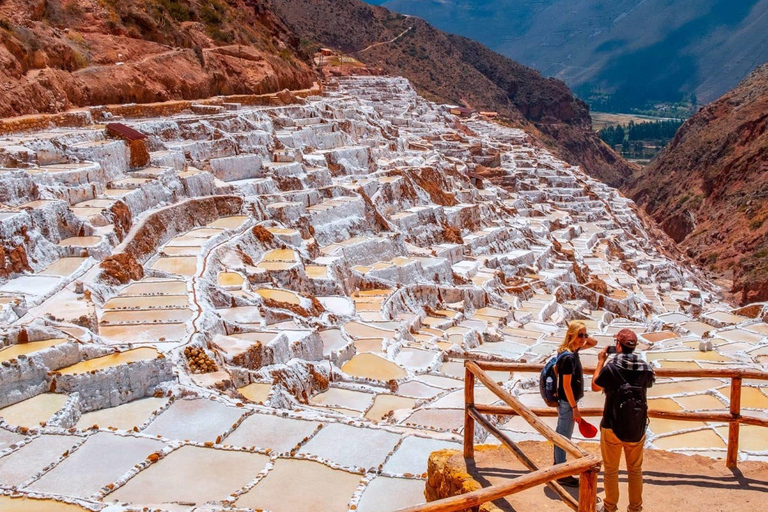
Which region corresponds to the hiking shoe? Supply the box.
[556,475,580,487]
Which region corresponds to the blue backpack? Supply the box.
[539,351,569,407]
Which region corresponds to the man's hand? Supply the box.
[572,405,581,422]
[592,346,610,392]
[597,345,610,363]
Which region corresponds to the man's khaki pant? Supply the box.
[600,427,645,512]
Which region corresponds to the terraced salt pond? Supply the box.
[75,397,168,430]
[40,257,87,276]
[110,446,269,506]
[57,348,161,375]
[0,394,69,427]
[0,76,766,512]
[0,338,68,362]
[150,256,198,276]
[341,353,408,381]
[57,236,101,247]
[98,323,188,344]
[236,458,363,512]
[0,496,91,512]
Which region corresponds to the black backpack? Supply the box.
[539,351,569,407]
[611,370,648,443]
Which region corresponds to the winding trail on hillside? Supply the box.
[359,27,413,53]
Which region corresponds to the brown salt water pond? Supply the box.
[75,397,169,430]
[104,295,189,309]
[344,321,395,339]
[237,458,361,512]
[40,257,87,276]
[262,249,298,262]
[100,308,192,324]
[109,446,268,505]
[218,272,245,287]
[0,496,90,512]
[0,338,68,362]
[341,353,407,381]
[306,265,329,278]
[255,288,302,305]
[238,382,272,403]
[57,236,101,247]
[653,429,726,450]
[98,322,188,344]
[58,347,161,375]
[151,256,198,276]
[311,387,374,411]
[207,215,248,229]
[365,394,417,421]
[0,393,68,427]
[122,280,187,295]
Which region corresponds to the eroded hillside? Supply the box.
[626,63,768,304]
[0,0,315,117]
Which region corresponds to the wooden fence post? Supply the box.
[578,467,599,512]
[464,366,475,459]
[727,376,742,468]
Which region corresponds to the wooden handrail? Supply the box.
[470,361,768,469]
[393,455,600,512]
[473,404,768,428]
[398,360,768,512]
[471,360,768,380]
[468,405,580,510]
[466,361,586,458]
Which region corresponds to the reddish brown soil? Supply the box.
[625,63,768,304]
[430,442,768,512]
[251,225,276,245]
[412,167,458,206]
[99,252,143,285]
[106,200,132,241]
[0,0,315,117]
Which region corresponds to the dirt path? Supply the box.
[74,49,184,75]
[439,442,768,512]
[359,27,413,53]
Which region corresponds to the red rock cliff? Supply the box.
[0,0,315,117]
[625,63,768,304]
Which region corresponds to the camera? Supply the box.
[606,345,617,354]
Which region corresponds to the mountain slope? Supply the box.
[0,0,315,117]
[625,63,768,304]
[272,0,636,186]
[377,0,768,111]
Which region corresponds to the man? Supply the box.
[592,328,655,512]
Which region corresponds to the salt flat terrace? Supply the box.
[0,76,766,511]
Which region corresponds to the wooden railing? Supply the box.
[397,360,603,512]
[473,362,768,468]
[395,360,768,512]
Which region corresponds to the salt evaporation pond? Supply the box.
[0,394,69,427]
[0,338,68,362]
[0,76,766,511]
[58,348,160,375]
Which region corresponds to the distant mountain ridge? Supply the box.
[375,0,768,111]
[273,0,636,186]
[625,63,768,304]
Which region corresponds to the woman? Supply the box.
[554,320,597,486]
